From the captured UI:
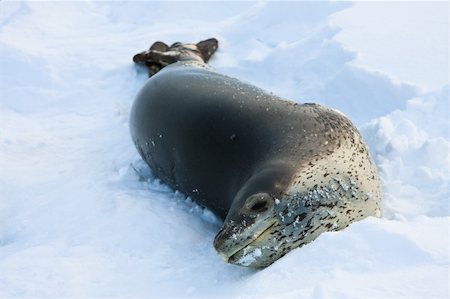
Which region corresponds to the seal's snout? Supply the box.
[213,221,245,262]
[213,218,278,267]
[213,193,279,267]
[213,228,230,261]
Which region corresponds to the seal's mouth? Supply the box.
[222,221,277,265]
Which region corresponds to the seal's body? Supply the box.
[130,39,382,267]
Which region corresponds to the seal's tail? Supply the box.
[133,38,219,77]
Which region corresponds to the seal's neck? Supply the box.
[133,38,219,77]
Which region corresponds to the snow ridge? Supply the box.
[0,2,448,298]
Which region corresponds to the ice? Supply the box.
[0,1,448,298]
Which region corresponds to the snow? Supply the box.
[0,1,448,298]
[330,1,449,92]
[235,248,262,267]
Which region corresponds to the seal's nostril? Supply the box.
[245,193,273,213]
[250,200,268,212]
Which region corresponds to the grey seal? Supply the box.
[130,38,382,267]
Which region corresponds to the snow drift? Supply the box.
[0,2,448,298]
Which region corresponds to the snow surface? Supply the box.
[0,1,448,298]
[330,1,449,92]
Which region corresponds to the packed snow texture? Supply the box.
[0,2,448,298]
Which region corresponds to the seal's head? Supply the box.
[213,192,280,268]
[213,162,297,268]
[213,145,382,268]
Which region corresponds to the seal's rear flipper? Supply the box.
[196,38,219,63]
[143,42,169,76]
[150,41,169,52]
[133,38,219,77]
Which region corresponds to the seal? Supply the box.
[130,38,382,268]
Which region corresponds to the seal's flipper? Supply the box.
[145,61,161,77]
[133,38,219,77]
[150,41,169,52]
[196,38,218,63]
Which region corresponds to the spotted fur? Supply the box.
[214,105,382,267]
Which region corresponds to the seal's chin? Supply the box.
[214,221,277,267]
[227,221,277,267]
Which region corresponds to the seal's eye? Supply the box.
[245,193,273,213]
